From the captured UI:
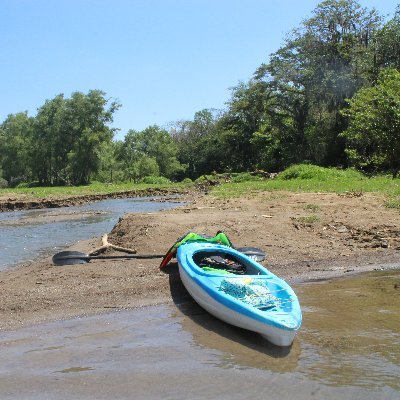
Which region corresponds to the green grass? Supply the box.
[296,215,320,224]
[0,181,189,199]
[2,165,400,203]
[210,165,400,199]
[384,197,400,210]
[303,203,321,212]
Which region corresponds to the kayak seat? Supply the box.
[194,253,247,275]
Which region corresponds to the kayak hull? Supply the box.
[177,243,302,347]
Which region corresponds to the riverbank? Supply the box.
[0,186,189,212]
[1,191,399,331]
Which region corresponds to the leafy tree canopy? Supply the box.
[33,90,120,185]
[341,68,400,176]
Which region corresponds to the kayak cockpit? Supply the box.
[192,249,268,276]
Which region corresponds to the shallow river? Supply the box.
[0,196,183,270]
[1,270,399,399]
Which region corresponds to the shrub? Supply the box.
[385,198,400,210]
[303,203,321,212]
[194,175,213,183]
[279,164,364,181]
[15,182,30,188]
[0,178,8,188]
[139,176,171,184]
[231,173,262,183]
[296,215,320,224]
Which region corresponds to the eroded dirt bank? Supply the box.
[0,187,187,212]
[1,191,399,331]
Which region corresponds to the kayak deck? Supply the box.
[177,243,302,346]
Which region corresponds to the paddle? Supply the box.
[52,247,266,266]
[235,247,266,262]
[52,251,165,266]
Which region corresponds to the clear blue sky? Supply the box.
[1,0,397,140]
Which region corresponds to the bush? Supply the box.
[231,173,262,183]
[15,182,30,188]
[0,178,8,188]
[194,175,212,183]
[14,181,41,188]
[181,177,193,184]
[279,164,364,181]
[139,176,171,184]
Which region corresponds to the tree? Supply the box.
[0,112,34,185]
[140,125,186,178]
[32,90,120,185]
[373,5,400,76]
[95,141,124,183]
[121,125,186,180]
[341,69,400,176]
[136,156,160,178]
[255,0,382,166]
[171,109,223,178]
[220,80,275,171]
[32,94,67,185]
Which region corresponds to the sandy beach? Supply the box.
[1,190,399,331]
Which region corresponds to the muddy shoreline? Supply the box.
[0,187,189,212]
[1,191,399,332]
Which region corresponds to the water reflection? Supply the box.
[0,196,183,270]
[0,271,399,399]
[174,301,301,372]
[170,268,400,391]
[295,270,400,390]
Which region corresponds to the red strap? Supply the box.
[159,252,174,269]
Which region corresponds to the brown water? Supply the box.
[0,270,399,399]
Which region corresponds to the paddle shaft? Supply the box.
[53,246,266,265]
[59,254,164,261]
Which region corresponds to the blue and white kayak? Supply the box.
[177,242,302,346]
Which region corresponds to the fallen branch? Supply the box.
[89,234,137,256]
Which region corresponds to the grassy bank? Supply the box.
[2,165,400,209]
[210,165,400,206]
[0,181,188,199]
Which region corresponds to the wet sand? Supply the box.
[1,270,399,399]
[0,191,400,331]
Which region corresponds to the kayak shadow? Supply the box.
[161,263,299,370]
[162,262,193,303]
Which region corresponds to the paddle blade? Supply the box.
[236,247,267,262]
[52,251,89,266]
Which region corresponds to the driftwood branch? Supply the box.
[89,234,137,256]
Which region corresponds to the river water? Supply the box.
[0,270,399,399]
[0,196,183,271]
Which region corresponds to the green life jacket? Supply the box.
[159,231,233,268]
